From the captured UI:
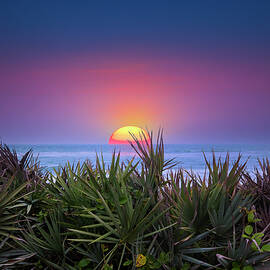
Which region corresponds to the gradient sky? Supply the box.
[1,1,270,144]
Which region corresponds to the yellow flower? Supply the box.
[136,254,146,267]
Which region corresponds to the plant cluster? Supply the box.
[0,134,270,270]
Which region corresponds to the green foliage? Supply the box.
[241,158,270,239]
[203,152,246,195]
[0,172,35,267]
[76,258,92,269]
[1,132,270,269]
[137,251,170,269]
[0,143,44,191]
[17,210,72,269]
[180,262,191,270]
[230,262,254,270]
[217,208,270,270]
[241,210,270,254]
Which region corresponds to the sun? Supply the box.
[109,126,150,145]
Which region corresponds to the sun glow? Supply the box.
[109,126,150,144]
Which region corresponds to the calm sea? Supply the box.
[8,144,270,175]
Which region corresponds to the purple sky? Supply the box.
[1,1,270,144]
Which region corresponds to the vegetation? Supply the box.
[0,133,270,269]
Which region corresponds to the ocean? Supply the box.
[9,144,270,175]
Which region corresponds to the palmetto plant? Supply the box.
[163,155,251,234]
[0,174,34,268]
[1,133,270,269]
[216,228,270,269]
[18,210,73,270]
[160,153,253,269]
[0,144,44,191]
[128,132,221,268]
[0,175,29,239]
[208,189,252,244]
[202,152,247,195]
[129,129,177,200]
[65,152,175,269]
[130,129,177,175]
[163,170,210,234]
[47,161,96,209]
[241,158,270,204]
[241,158,270,238]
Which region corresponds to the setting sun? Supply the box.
[109,126,150,144]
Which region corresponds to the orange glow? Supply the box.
[109,126,150,144]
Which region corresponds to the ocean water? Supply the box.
[9,144,270,175]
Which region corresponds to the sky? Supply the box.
[0,0,270,144]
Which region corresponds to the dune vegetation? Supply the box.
[1,132,270,270]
